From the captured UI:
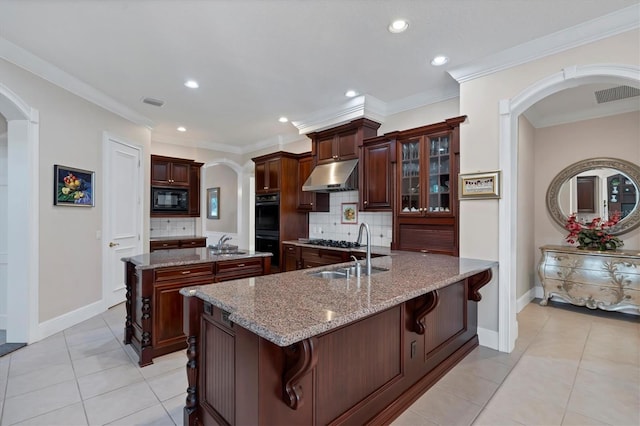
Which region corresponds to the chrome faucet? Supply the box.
[217,234,232,251]
[356,222,372,276]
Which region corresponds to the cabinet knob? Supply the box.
[333,155,338,159]
[364,200,368,205]
[263,186,268,190]
[310,202,313,206]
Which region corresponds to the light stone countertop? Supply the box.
[180,252,497,347]
[122,247,272,270]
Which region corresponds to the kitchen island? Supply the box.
[180,251,496,425]
[122,247,271,366]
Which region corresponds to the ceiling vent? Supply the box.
[142,97,165,107]
[594,85,640,104]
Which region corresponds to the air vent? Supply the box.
[142,97,165,107]
[594,85,640,104]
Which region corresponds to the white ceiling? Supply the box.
[0,0,638,154]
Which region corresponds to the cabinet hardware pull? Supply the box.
[420,249,429,253]
[264,186,268,190]
[364,200,368,204]
[181,270,191,274]
[162,243,169,246]
[310,202,313,206]
[237,263,245,267]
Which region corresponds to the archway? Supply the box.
[498,64,640,352]
[0,83,40,344]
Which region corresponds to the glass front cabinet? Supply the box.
[393,116,465,256]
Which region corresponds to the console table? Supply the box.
[538,245,639,314]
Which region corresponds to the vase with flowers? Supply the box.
[564,211,623,251]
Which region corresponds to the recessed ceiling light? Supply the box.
[345,90,357,97]
[177,126,186,132]
[278,117,289,123]
[388,19,409,33]
[431,55,449,66]
[184,80,199,89]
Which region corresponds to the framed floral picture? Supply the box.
[341,202,358,224]
[54,165,95,207]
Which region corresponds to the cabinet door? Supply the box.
[151,159,171,185]
[316,136,336,164]
[336,129,358,161]
[398,138,424,215]
[150,240,181,252]
[426,134,452,214]
[361,141,392,211]
[154,282,186,347]
[266,159,280,191]
[170,162,190,186]
[282,244,300,271]
[255,161,267,191]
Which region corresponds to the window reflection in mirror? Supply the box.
[561,168,639,223]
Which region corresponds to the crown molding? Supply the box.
[291,94,387,135]
[152,133,244,155]
[448,4,640,84]
[385,85,460,115]
[0,37,155,129]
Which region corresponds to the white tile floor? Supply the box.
[0,301,638,425]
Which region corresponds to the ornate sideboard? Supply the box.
[538,245,639,314]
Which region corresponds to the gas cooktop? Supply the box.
[307,239,361,248]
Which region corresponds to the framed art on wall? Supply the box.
[54,164,95,206]
[459,171,501,199]
[341,202,358,224]
[207,187,220,219]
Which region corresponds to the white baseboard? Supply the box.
[516,287,538,313]
[0,313,6,329]
[478,326,499,350]
[36,300,105,341]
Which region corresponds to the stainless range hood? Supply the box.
[302,159,359,192]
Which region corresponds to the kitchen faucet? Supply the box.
[217,234,232,251]
[356,222,372,276]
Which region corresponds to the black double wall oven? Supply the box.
[255,193,280,268]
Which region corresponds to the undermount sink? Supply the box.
[307,266,389,279]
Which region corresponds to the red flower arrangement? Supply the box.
[565,211,623,251]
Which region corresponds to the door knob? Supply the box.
[109,242,120,248]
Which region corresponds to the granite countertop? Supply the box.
[180,252,497,347]
[282,239,393,256]
[122,247,272,270]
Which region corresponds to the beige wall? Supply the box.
[0,58,152,323]
[204,165,238,233]
[460,29,639,331]
[533,111,640,268]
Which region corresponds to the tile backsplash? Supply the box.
[308,191,393,247]
[150,217,196,238]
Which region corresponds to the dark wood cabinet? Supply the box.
[296,153,329,212]
[124,255,270,366]
[307,118,381,166]
[300,247,350,269]
[149,237,207,252]
[360,136,395,211]
[391,116,466,256]
[255,157,281,193]
[151,155,191,186]
[151,155,203,217]
[282,243,300,272]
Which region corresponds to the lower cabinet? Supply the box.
[123,256,270,366]
[150,237,207,252]
[282,243,300,272]
[300,247,350,269]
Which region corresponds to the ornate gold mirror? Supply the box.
[546,158,640,236]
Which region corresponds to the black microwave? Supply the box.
[152,187,189,213]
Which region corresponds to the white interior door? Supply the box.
[103,134,142,308]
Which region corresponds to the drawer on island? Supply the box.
[150,240,180,251]
[154,263,215,283]
[216,257,264,282]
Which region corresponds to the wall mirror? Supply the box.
[546,157,640,235]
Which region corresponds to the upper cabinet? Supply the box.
[391,116,466,256]
[297,153,329,212]
[151,155,191,187]
[308,118,381,165]
[255,157,281,193]
[359,136,395,211]
[151,155,203,217]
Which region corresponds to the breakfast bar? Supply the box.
[180,251,496,425]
